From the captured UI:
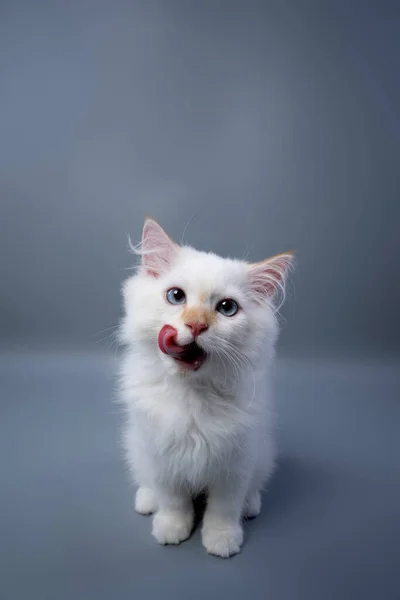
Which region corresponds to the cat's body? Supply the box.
[119,218,293,557]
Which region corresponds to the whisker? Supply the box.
[92,325,119,338]
[213,342,250,381]
[180,212,200,246]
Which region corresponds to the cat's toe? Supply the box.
[152,511,193,545]
[202,524,244,558]
[135,487,158,515]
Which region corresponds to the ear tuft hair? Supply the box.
[129,218,178,277]
[249,252,295,307]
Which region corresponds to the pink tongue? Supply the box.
[158,325,187,357]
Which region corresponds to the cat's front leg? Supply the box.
[151,486,194,546]
[202,474,249,558]
[135,486,158,515]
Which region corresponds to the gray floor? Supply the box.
[1,352,399,600]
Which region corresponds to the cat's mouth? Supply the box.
[158,325,207,371]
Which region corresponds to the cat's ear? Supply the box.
[248,252,294,303]
[140,217,178,277]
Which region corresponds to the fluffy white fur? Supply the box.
[118,218,293,557]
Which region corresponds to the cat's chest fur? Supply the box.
[129,370,250,487]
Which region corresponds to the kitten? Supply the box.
[118,217,294,557]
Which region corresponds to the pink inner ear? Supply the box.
[141,218,177,277]
[249,253,293,300]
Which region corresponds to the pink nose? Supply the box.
[185,322,208,338]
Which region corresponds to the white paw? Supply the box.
[152,511,193,545]
[243,490,262,519]
[135,487,158,515]
[202,523,244,558]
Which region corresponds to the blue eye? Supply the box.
[216,298,239,317]
[166,288,186,305]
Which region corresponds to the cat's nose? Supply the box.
[185,322,208,338]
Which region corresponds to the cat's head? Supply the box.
[120,218,294,378]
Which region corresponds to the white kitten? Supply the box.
[118,218,294,557]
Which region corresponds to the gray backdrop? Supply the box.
[1,0,399,356]
[1,3,400,600]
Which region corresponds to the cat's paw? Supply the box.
[202,523,244,558]
[152,511,193,545]
[135,487,158,515]
[243,490,262,519]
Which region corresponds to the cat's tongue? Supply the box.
[158,325,186,358]
[158,325,206,371]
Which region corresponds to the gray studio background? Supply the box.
[1,0,399,357]
[1,2,399,600]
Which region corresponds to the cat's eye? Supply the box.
[166,287,186,305]
[216,298,239,317]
